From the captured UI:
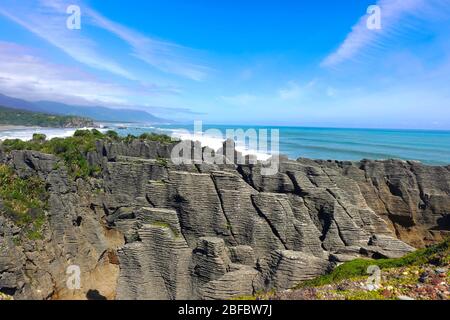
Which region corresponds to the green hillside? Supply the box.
[0,105,94,128]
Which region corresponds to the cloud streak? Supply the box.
[0,41,162,106]
[321,0,450,67]
[0,1,136,80]
[86,8,210,81]
[0,0,209,81]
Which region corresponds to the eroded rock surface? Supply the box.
[0,140,448,300]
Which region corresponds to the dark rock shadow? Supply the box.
[86,289,107,300]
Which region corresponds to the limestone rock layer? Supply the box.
[0,140,448,300]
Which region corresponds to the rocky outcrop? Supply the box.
[0,139,448,300]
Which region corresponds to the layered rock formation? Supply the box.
[0,139,448,300]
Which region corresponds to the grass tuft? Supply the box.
[296,238,450,288]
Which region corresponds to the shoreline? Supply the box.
[0,125,41,131]
[0,125,103,142]
[1,125,449,166]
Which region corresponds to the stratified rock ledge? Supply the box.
[0,139,448,300]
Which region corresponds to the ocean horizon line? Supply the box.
[122,122,450,133]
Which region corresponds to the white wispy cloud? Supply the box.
[321,0,450,67]
[0,1,136,80]
[0,41,158,106]
[86,8,210,81]
[0,0,209,81]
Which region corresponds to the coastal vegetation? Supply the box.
[0,105,94,128]
[233,238,449,300]
[0,129,175,179]
[1,127,447,300]
[0,164,48,240]
[296,238,449,288]
[137,132,174,144]
[0,129,175,240]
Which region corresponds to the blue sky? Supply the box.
[0,0,450,129]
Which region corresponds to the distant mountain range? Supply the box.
[0,93,172,124]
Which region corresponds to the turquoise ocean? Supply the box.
[112,124,450,166]
[1,124,449,165]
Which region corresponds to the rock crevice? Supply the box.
[0,140,448,300]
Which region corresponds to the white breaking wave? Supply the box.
[0,125,273,161]
[0,127,103,141]
[167,129,273,161]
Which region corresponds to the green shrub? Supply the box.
[0,164,48,240]
[296,238,450,288]
[139,132,174,144]
[73,129,92,137]
[124,134,137,143]
[105,130,119,140]
[1,129,176,179]
[32,133,47,142]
